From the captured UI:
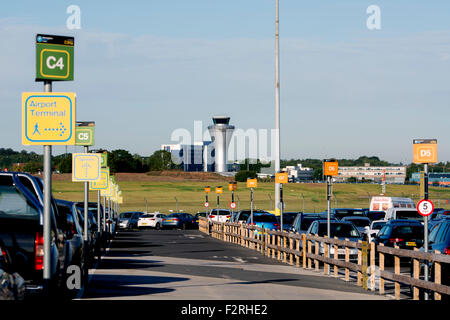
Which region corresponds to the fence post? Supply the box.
[307,237,312,269]
[272,234,276,259]
[434,250,442,301]
[283,236,287,263]
[296,238,300,267]
[334,236,338,277]
[314,237,319,272]
[370,241,376,291]
[379,243,385,295]
[302,234,307,269]
[345,238,350,282]
[394,245,400,300]
[324,235,329,275]
[289,237,293,265]
[413,248,420,300]
[357,240,362,286]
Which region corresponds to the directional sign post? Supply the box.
[413,139,437,300]
[36,34,74,81]
[247,178,257,225]
[275,172,288,231]
[323,159,338,276]
[228,182,237,218]
[72,153,102,182]
[205,186,211,218]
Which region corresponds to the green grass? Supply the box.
[52,180,450,214]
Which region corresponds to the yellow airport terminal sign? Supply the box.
[89,167,110,190]
[22,92,76,145]
[72,153,101,182]
[413,139,437,164]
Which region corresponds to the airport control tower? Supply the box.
[208,116,235,173]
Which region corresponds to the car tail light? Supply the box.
[209,215,215,218]
[226,215,230,219]
[389,238,404,244]
[274,223,280,229]
[443,247,450,255]
[150,218,155,220]
[35,232,44,271]
[173,218,179,221]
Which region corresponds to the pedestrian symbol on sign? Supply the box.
[32,123,41,135]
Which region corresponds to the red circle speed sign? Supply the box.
[230,202,236,209]
[416,199,434,217]
[204,202,209,207]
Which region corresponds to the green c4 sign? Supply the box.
[36,34,74,81]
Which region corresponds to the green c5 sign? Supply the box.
[36,34,74,81]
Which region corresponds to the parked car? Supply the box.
[0,240,25,300]
[366,210,386,222]
[290,212,337,235]
[234,210,270,224]
[55,199,85,282]
[138,212,165,229]
[306,220,362,259]
[246,212,279,233]
[329,208,367,220]
[366,220,388,242]
[424,219,450,290]
[373,220,424,251]
[119,211,143,230]
[208,209,232,224]
[281,212,301,231]
[163,213,197,229]
[194,212,207,225]
[0,172,71,297]
[384,208,422,223]
[341,216,372,240]
[74,202,102,265]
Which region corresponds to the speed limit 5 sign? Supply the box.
[417,199,434,217]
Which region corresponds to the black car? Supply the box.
[162,213,197,229]
[281,212,300,231]
[234,210,270,224]
[290,212,337,235]
[74,202,101,266]
[55,199,85,281]
[0,172,71,297]
[366,211,386,221]
[374,220,424,250]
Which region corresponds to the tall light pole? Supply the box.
[274,0,281,213]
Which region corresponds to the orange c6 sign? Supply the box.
[247,178,258,188]
[413,139,437,164]
[275,172,288,184]
[215,187,223,194]
[324,161,338,176]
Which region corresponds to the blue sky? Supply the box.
[1,1,450,164]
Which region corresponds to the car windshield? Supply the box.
[197,212,207,217]
[334,210,366,219]
[282,213,297,225]
[121,212,135,219]
[0,182,39,220]
[367,211,386,221]
[253,215,278,223]
[318,223,360,238]
[211,210,230,215]
[396,210,422,222]
[372,221,387,230]
[347,219,370,228]
[301,217,322,230]
[391,226,424,239]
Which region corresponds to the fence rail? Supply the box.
[198,217,450,300]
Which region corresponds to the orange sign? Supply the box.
[228,182,237,191]
[324,161,339,176]
[215,187,223,194]
[275,172,288,184]
[413,139,437,164]
[204,186,211,193]
[247,178,258,188]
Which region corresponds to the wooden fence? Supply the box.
[198,217,450,300]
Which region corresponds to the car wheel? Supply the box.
[156,223,161,230]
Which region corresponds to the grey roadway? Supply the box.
[81,228,389,300]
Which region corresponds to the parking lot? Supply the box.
[82,228,387,300]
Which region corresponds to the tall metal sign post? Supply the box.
[323,160,338,235]
[274,0,281,213]
[413,138,437,300]
[215,186,223,211]
[204,186,211,218]
[228,182,237,218]
[22,33,75,295]
[275,172,288,231]
[247,178,258,225]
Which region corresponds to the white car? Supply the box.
[366,220,388,242]
[207,209,231,224]
[138,212,165,229]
